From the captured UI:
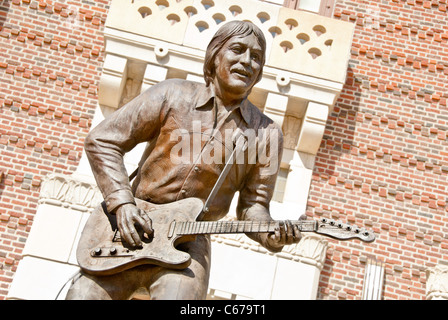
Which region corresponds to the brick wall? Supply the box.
[0,0,108,299]
[309,0,448,299]
[1,0,447,300]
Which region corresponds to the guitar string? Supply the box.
[175,220,317,235]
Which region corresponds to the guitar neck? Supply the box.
[174,220,317,236]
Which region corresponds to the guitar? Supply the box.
[76,197,376,276]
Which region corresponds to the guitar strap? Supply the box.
[200,132,247,218]
[128,132,248,219]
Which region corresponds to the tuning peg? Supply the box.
[362,229,371,237]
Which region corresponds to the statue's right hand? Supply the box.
[115,203,153,247]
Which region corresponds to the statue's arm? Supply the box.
[84,83,168,213]
[236,123,288,252]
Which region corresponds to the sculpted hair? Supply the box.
[203,20,267,86]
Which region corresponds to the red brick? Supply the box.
[1,0,447,303]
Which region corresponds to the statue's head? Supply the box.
[203,21,266,91]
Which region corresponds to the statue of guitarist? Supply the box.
[66,21,302,300]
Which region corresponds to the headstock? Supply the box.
[315,218,376,242]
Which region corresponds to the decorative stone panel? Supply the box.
[105,0,354,83]
[426,264,448,300]
[106,0,195,45]
[39,173,102,212]
[268,7,354,83]
[183,0,280,58]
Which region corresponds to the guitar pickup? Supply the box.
[90,246,134,258]
[168,220,176,239]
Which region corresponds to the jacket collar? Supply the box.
[195,84,252,125]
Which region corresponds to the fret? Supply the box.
[201,221,206,234]
[193,221,199,234]
[180,221,185,235]
[214,221,219,233]
[239,221,245,233]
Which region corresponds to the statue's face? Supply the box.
[213,33,263,97]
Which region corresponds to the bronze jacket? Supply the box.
[85,79,283,222]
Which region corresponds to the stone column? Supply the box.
[141,63,168,92]
[271,234,328,299]
[263,92,288,128]
[281,151,315,218]
[98,54,128,109]
[296,101,329,155]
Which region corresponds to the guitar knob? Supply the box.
[110,247,117,255]
[94,248,102,256]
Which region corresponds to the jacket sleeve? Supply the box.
[236,121,284,252]
[84,81,169,213]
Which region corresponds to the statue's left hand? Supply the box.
[265,217,305,250]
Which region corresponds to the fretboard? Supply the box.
[174,220,317,236]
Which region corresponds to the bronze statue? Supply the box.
[66,21,302,300]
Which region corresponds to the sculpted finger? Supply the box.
[118,216,135,247]
[133,210,152,236]
[139,210,153,236]
[127,219,142,247]
[274,223,281,242]
[279,221,286,244]
[293,224,302,243]
[285,220,294,245]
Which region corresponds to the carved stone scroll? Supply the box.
[39,174,102,212]
[426,264,448,300]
